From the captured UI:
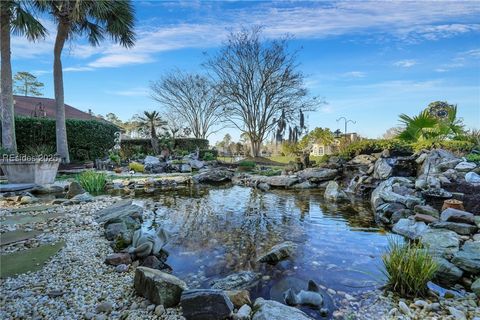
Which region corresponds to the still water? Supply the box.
[135,185,393,318]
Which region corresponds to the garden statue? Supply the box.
[284,280,324,309]
[128,227,169,258]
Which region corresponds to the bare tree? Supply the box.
[151,72,225,139]
[204,27,320,157]
[163,112,187,139]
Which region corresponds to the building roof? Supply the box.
[13,95,97,120]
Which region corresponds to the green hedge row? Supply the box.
[7,116,119,161]
[174,138,209,151]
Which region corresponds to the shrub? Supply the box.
[9,116,118,161]
[76,170,107,193]
[466,153,480,163]
[412,140,474,153]
[174,138,209,152]
[128,161,144,172]
[338,139,412,159]
[24,144,56,156]
[382,238,438,297]
[120,139,153,159]
[199,149,218,160]
[238,160,256,168]
[109,152,121,166]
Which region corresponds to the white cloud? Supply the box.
[394,60,417,68]
[64,66,94,72]
[107,87,149,97]
[342,71,366,78]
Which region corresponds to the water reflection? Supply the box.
[138,185,391,318]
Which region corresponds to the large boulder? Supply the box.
[324,181,348,201]
[451,241,480,274]
[66,181,85,199]
[134,267,187,307]
[144,156,161,166]
[262,175,299,188]
[211,271,260,290]
[225,290,251,308]
[297,168,338,183]
[252,298,313,320]
[181,289,234,320]
[257,241,297,264]
[420,229,460,259]
[350,154,377,165]
[189,159,205,170]
[414,205,439,218]
[371,177,421,210]
[374,202,406,224]
[420,149,460,175]
[433,257,463,285]
[472,278,480,298]
[431,221,478,235]
[465,172,480,184]
[454,161,476,171]
[373,158,393,180]
[392,218,428,240]
[193,169,234,183]
[95,200,143,224]
[440,208,475,225]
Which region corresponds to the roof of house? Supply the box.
[13,95,97,120]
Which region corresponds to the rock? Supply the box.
[465,172,480,184]
[235,304,252,320]
[398,301,411,317]
[257,182,270,191]
[441,208,475,225]
[284,280,323,309]
[391,209,412,224]
[413,213,438,224]
[211,271,260,290]
[144,156,160,166]
[448,307,466,320]
[420,149,459,174]
[414,205,439,218]
[451,241,480,274]
[431,221,478,235]
[257,241,297,264]
[66,181,85,199]
[154,305,165,316]
[324,181,348,201]
[455,161,476,171]
[105,222,129,241]
[392,218,428,240]
[105,253,132,266]
[95,200,143,224]
[471,278,480,297]
[134,266,187,307]
[263,175,299,188]
[95,302,113,313]
[180,164,192,173]
[180,289,234,320]
[19,195,38,204]
[115,264,129,273]
[292,181,316,189]
[252,298,312,320]
[189,159,205,170]
[421,229,460,258]
[373,158,393,180]
[374,202,406,224]
[141,255,170,271]
[193,169,234,183]
[225,290,251,308]
[128,227,169,259]
[415,175,441,190]
[350,154,376,165]
[371,177,422,211]
[69,192,94,203]
[297,168,337,182]
[434,257,463,285]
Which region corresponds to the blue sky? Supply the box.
[12,0,480,143]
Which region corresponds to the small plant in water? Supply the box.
[76,170,107,193]
[382,237,438,297]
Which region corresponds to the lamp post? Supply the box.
[336,117,356,136]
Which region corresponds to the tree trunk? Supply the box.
[0,6,17,153]
[53,22,70,163]
[250,139,261,157]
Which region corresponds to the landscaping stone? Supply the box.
[133,266,187,307]
[0,230,42,246]
[180,289,234,320]
[350,154,376,165]
[105,253,132,266]
[69,192,93,203]
[392,218,428,240]
[95,200,143,224]
[421,229,460,258]
[235,304,252,320]
[431,221,478,235]
[0,183,36,192]
[225,290,251,308]
[251,298,312,320]
[66,181,85,199]
[448,307,467,320]
[465,171,480,184]
[455,161,476,171]
[451,241,480,274]
[414,204,439,218]
[297,168,337,182]
[434,257,463,285]
[324,181,348,201]
[373,158,393,180]
[471,278,480,297]
[193,169,234,183]
[441,208,475,225]
[140,255,169,271]
[211,271,260,290]
[263,175,299,187]
[257,241,297,264]
[144,156,160,166]
[413,213,438,224]
[104,222,129,241]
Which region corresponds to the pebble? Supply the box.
[398,301,412,317]
[154,305,165,316]
[95,301,113,313]
[115,264,129,273]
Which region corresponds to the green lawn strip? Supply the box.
[0,241,65,278]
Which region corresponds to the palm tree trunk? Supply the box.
[0,5,17,153]
[53,22,70,163]
[150,123,159,154]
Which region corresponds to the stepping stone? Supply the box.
[0,241,65,278]
[10,204,57,213]
[0,230,42,246]
[0,183,37,192]
[2,212,63,226]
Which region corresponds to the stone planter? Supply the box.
[0,158,61,184]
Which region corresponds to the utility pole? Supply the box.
[336,117,356,136]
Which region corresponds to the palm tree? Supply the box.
[136,111,167,154]
[35,0,135,163]
[1,1,46,153]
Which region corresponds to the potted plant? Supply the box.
[0,145,61,185]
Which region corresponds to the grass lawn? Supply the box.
[268,155,327,164]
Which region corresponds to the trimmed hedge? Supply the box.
[120,139,153,159]
[199,149,218,160]
[174,138,209,151]
[412,140,474,153]
[10,116,118,161]
[338,139,413,158]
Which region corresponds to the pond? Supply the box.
[131,185,395,319]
